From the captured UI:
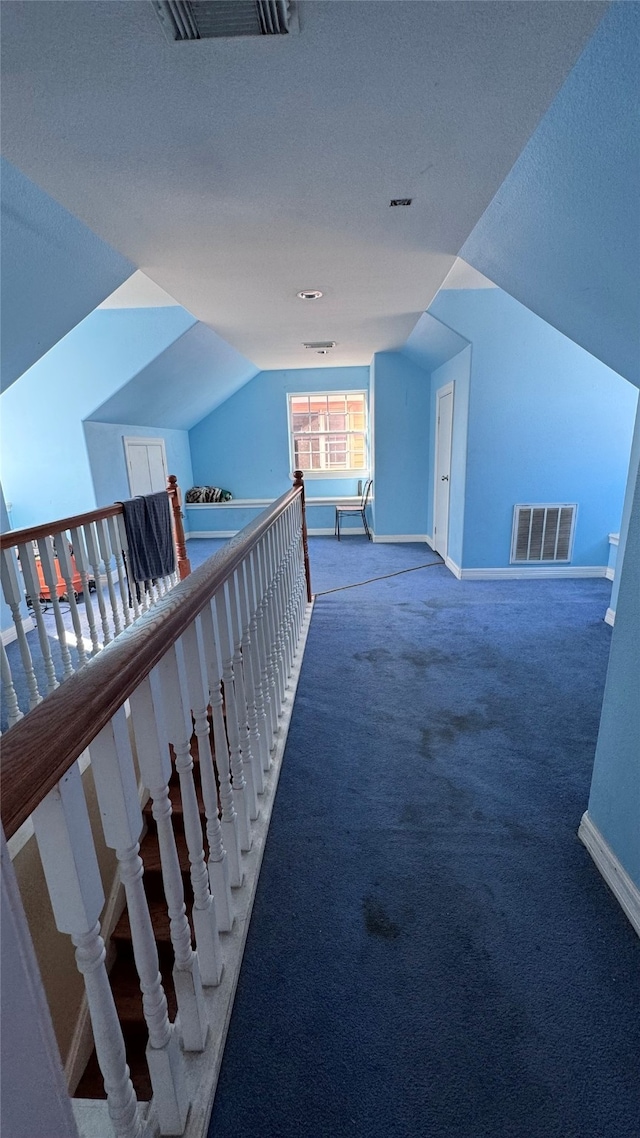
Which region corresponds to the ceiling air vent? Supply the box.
[511,504,577,564]
[152,0,298,41]
[303,342,336,350]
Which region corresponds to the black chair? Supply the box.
[335,479,373,541]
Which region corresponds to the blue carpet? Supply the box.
[209,538,640,1138]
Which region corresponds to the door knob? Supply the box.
[441,475,449,481]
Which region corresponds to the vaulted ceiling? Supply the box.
[1,0,607,373]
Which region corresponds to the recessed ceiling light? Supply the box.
[297,290,323,300]
[390,198,412,207]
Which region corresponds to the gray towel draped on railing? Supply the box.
[121,492,176,583]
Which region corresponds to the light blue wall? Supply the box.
[588,457,640,888]
[83,422,194,510]
[371,352,431,538]
[428,288,637,569]
[0,306,196,528]
[461,3,640,387]
[610,404,640,617]
[1,158,134,392]
[189,367,370,501]
[427,347,471,566]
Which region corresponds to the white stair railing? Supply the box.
[1,473,312,1138]
[1,483,187,728]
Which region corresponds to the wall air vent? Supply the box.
[303,342,336,350]
[151,0,298,41]
[511,504,577,564]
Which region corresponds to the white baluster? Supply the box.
[1,546,42,708]
[157,639,223,983]
[90,708,189,1135]
[180,615,234,930]
[96,519,123,637]
[108,515,133,628]
[253,540,276,762]
[238,558,264,798]
[130,672,209,1050]
[37,536,74,679]
[32,764,143,1138]
[70,525,101,654]
[261,533,281,727]
[197,601,239,921]
[84,523,112,644]
[271,521,287,701]
[55,531,89,667]
[283,506,300,673]
[281,505,298,673]
[1,639,23,726]
[247,547,271,775]
[229,568,260,813]
[214,588,251,853]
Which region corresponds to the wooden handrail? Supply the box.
[0,483,304,841]
[0,503,123,550]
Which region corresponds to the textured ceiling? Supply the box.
[1,1,606,371]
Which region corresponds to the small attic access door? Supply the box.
[124,437,168,497]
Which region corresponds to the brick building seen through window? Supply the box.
[288,392,368,476]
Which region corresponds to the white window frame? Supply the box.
[287,390,369,480]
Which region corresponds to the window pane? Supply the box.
[290,391,367,472]
[291,396,310,415]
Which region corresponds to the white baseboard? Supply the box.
[309,527,364,536]
[458,565,608,580]
[2,616,35,646]
[444,555,462,579]
[604,607,616,626]
[372,534,430,544]
[425,534,435,549]
[604,567,615,581]
[188,530,237,539]
[578,812,640,938]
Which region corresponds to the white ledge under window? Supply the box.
[186,496,364,509]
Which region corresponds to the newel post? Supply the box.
[293,470,312,602]
[167,475,192,580]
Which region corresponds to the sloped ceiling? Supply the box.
[0,157,133,392]
[88,319,259,430]
[461,2,640,387]
[0,0,607,373]
[401,311,469,375]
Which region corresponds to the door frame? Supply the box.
[432,381,455,558]
[123,436,168,497]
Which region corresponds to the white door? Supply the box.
[124,437,168,497]
[433,384,454,558]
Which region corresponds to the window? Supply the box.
[288,391,368,478]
